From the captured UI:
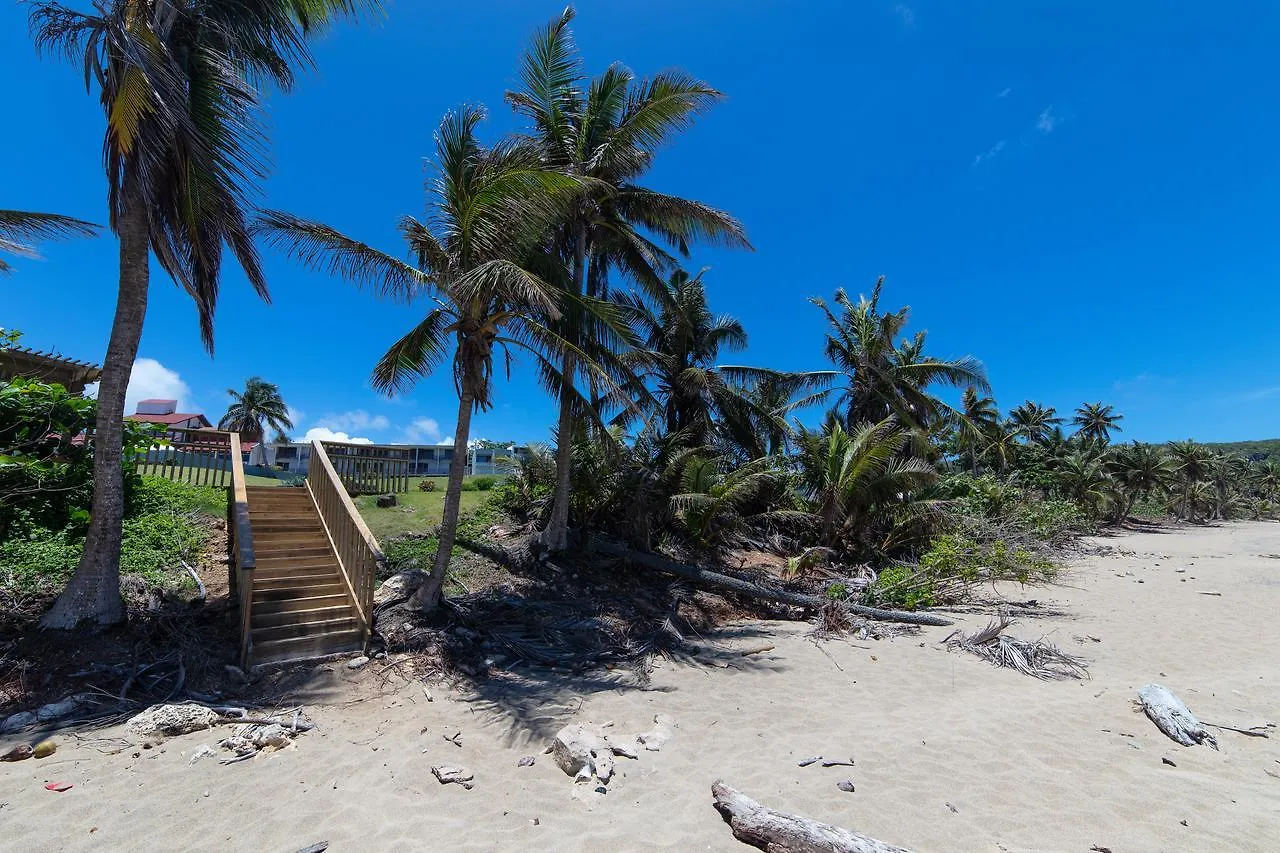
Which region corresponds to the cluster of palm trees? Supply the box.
[956,396,1279,523]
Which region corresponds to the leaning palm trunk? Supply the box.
[542,221,588,552]
[413,383,477,610]
[41,195,149,628]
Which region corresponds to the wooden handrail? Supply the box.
[228,433,256,668]
[307,440,383,642]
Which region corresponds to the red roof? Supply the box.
[125,412,212,426]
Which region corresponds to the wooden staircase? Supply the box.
[247,487,364,665]
[228,436,384,669]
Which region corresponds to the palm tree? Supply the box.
[1008,401,1064,445]
[795,418,942,559]
[1108,442,1173,520]
[218,377,293,444]
[1056,451,1112,516]
[959,387,999,474]
[669,455,796,550]
[1167,440,1214,520]
[0,210,97,274]
[258,107,593,611]
[1072,402,1124,445]
[31,0,370,629]
[506,8,752,552]
[618,269,783,451]
[809,278,988,434]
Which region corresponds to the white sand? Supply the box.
[3,522,1279,852]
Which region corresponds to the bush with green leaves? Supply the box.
[1,475,221,596]
[470,475,498,491]
[872,531,1059,609]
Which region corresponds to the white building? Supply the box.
[250,441,528,478]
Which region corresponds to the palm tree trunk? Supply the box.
[413,382,476,611]
[541,220,588,553]
[41,195,149,628]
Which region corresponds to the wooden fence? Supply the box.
[131,427,240,488]
[320,440,412,495]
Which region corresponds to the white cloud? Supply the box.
[997,87,1012,98]
[1036,106,1058,134]
[314,409,389,433]
[439,436,454,446]
[303,426,373,445]
[403,417,442,443]
[972,139,1006,167]
[893,3,915,27]
[89,358,194,415]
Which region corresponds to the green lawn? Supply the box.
[353,476,492,542]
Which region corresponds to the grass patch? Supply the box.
[354,477,490,542]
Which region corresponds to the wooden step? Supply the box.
[252,631,363,665]
[254,534,330,549]
[253,580,347,601]
[252,593,351,615]
[252,616,359,644]
[255,545,333,562]
[254,571,342,589]
[254,561,339,577]
[254,574,343,592]
[252,604,356,629]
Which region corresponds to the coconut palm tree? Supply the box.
[1108,442,1174,520]
[794,418,942,559]
[668,455,797,550]
[1167,440,1214,520]
[0,210,97,274]
[809,278,988,435]
[1072,402,1124,445]
[258,106,600,611]
[506,7,752,552]
[959,387,999,473]
[617,269,785,452]
[218,377,293,444]
[1008,401,1064,445]
[31,0,371,629]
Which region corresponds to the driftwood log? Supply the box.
[711,781,913,853]
[593,540,952,627]
[1137,684,1219,749]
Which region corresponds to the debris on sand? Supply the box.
[944,616,1088,680]
[432,765,475,789]
[127,704,220,738]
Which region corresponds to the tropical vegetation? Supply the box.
[10,5,1278,630]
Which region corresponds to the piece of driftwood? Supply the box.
[1137,684,1218,749]
[711,781,913,853]
[594,541,952,627]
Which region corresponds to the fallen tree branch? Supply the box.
[711,780,913,852]
[592,540,952,627]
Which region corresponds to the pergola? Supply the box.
[0,344,102,394]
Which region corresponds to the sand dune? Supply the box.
[2,522,1278,852]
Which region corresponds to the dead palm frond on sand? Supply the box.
[944,615,1089,680]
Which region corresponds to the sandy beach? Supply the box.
[2,521,1277,852]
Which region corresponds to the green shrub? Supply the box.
[119,513,208,582]
[418,479,437,492]
[0,527,83,592]
[470,476,498,491]
[1010,499,1092,541]
[872,532,1059,609]
[383,536,439,575]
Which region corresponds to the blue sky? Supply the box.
[5,1,1280,445]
